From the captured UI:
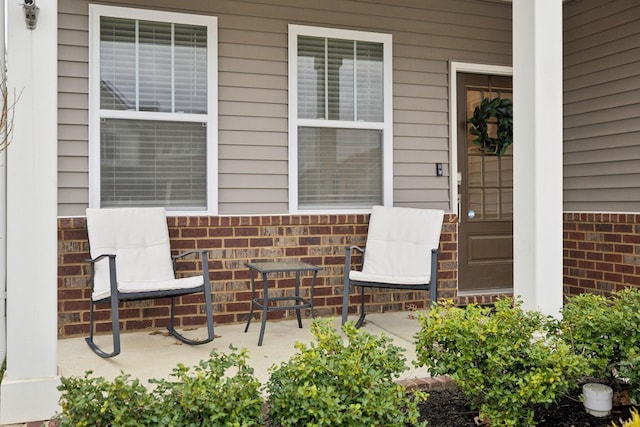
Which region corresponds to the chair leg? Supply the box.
[167,252,215,345]
[85,295,121,358]
[167,292,215,345]
[429,248,439,307]
[355,286,367,328]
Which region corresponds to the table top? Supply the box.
[245,261,321,274]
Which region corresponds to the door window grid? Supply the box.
[466,87,513,220]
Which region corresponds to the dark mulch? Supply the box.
[419,387,638,427]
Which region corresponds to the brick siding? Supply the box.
[57,213,458,338]
[58,212,640,339]
[564,212,640,297]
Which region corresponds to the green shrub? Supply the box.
[414,298,588,427]
[560,288,640,404]
[58,371,156,427]
[266,319,427,427]
[619,349,640,406]
[151,346,263,426]
[57,347,263,426]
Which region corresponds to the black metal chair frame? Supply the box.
[341,246,439,327]
[85,250,215,358]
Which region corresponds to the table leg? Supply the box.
[244,269,256,333]
[310,270,317,318]
[258,272,269,346]
[295,271,302,328]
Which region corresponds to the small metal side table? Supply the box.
[244,261,320,346]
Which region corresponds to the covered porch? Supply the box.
[4,0,639,424]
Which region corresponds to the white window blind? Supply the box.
[94,9,213,210]
[298,127,382,207]
[100,119,207,209]
[294,31,388,210]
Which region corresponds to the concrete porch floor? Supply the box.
[1,311,444,427]
[57,311,430,388]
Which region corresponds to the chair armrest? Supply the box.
[344,245,364,273]
[86,253,116,264]
[342,246,364,325]
[85,254,117,296]
[171,250,209,279]
[346,245,364,254]
[172,249,207,260]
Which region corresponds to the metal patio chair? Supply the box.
[341,205,444,327]
[85,207,215,358]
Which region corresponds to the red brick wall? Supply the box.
[57,213,458,338]
[58,212,640,338]
[564,213,640,297]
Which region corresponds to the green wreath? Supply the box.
[467,97,513,156]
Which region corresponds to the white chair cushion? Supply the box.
[353,205,444,285]
[86,207,196,301]
[91,276,204,301]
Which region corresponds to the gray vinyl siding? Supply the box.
[57,0,512,216]
[563,0,640,212]
[58,1,89,216]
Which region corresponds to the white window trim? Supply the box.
[88,5,218,215]
[287,24,393,214]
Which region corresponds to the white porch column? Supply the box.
[512,0,563,317]
[0,0,60,424]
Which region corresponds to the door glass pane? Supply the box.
[100,119,207,209]
[468,156,483,187]
[501,189,513,219]
[501,156,513,186]
[484,156,499,187]
[466,89,482,122]
[298,127,382,208]
[484,189,499,219]
[468,189,483,220]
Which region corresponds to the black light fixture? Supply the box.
[23,0,39,30]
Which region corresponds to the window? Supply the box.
[89,6,217,212]
[288,25,392,211]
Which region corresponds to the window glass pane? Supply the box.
[138,20,172,112]
[298,36,325,119]
[174,24,208,114]
[356,41,383,122]
[100,17,136,110]
[100,18,207,114]
[298,127,382,208]
[297,36,383,123]
[100,119,206,209]
[327,38,354,121]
